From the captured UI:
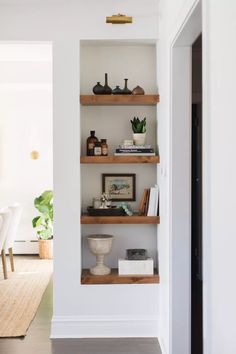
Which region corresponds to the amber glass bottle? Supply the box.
[101,139,108,156]
[87,131,98,156]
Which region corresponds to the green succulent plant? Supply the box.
[130,117,146,133]
[32,190,53,240]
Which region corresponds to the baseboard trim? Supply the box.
[51,315,158,338]
[159,336,167,354]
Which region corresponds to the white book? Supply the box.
[147,185,159,216]
[119,144,152,149]
[114,153,155,156]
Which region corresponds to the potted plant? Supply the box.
[130,116,146,145]
[32,190,53,259]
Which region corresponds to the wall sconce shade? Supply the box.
[30,150,39,160]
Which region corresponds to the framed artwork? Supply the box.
[102,173,136,201]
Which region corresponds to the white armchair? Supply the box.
[4,203,22,272]
[0,208,11,279]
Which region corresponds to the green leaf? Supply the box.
[130,117,147,133]
[33,190,53,237]
[37,228,52,240]
[32,216,40,228]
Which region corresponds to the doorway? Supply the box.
[191,35,203,354]
[0,42,53,254]
[170,1,202,353]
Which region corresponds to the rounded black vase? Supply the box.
[93,82,104,95]
[122,78,132,94]
[112,85,123,95]
[103,73,112,94]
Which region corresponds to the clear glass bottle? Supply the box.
[94,141,102,156]
[87,131,98,156]
[101,139,108,156]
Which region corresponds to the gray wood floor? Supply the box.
[0,279,161,354]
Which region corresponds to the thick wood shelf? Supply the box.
[80,155,160,164]
[80,94,159,106]
[81,215,160,224]
[81,268,160,285]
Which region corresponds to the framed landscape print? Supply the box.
[102,173,136,201]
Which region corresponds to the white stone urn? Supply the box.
[87,234,113,275]
[133,133,146,146]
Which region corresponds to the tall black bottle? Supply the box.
[102,73,112,94]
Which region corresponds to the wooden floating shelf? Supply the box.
[81,215,160,224]
[81,268,160,285]
[80,94,159,106]
[80,155,160,164]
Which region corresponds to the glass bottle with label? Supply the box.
[87,131,98,156]
[94,141,102,156]
[101,139,108,156]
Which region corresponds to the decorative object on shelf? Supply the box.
[87,206,126,216]
[130,116,147,146]
[118,258,154,275]
[87,234,113,275]
[94,141,102,156]
[126,249,148,260]
[122,79,132,94]
[101,139,108,156]
[93,197,101,209]
[102,173,136,201]
[87,130,98,156]
[103,73,112,94]
[106,14,132,24]
[32,190,53,259]
[117,203,133,216]
[100,192,110,208]
[112,85,123,95]
[122,139,134,146]
[92,82,104,95]
[132,85,145,95]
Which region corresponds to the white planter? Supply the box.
[133,133,146,146]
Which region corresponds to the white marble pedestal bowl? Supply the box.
[87,234,113,275]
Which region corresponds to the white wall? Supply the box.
[0,0,160,339]
[0,43,53,253]
[203,1,236,353]
[156,1,198,352]
[158,1,236,354]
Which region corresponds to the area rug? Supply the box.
[0,256,53,337]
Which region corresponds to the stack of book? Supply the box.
[139,185,159,216]
[114,144,155,156]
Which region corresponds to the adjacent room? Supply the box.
[0,42,53,337]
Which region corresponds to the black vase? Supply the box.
[93,82,104,94]
[122,78,132,94]
[103,73,112,94]
[112,85,123,95]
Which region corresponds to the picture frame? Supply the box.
[102,173,136,201]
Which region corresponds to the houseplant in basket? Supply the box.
[32,190,53,259]
[130,116,146,145]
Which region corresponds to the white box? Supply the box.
[118,258,154,275]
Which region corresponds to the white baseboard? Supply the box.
[51,315,158,338]
[13,240,39,254]
[159,336,167,354]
